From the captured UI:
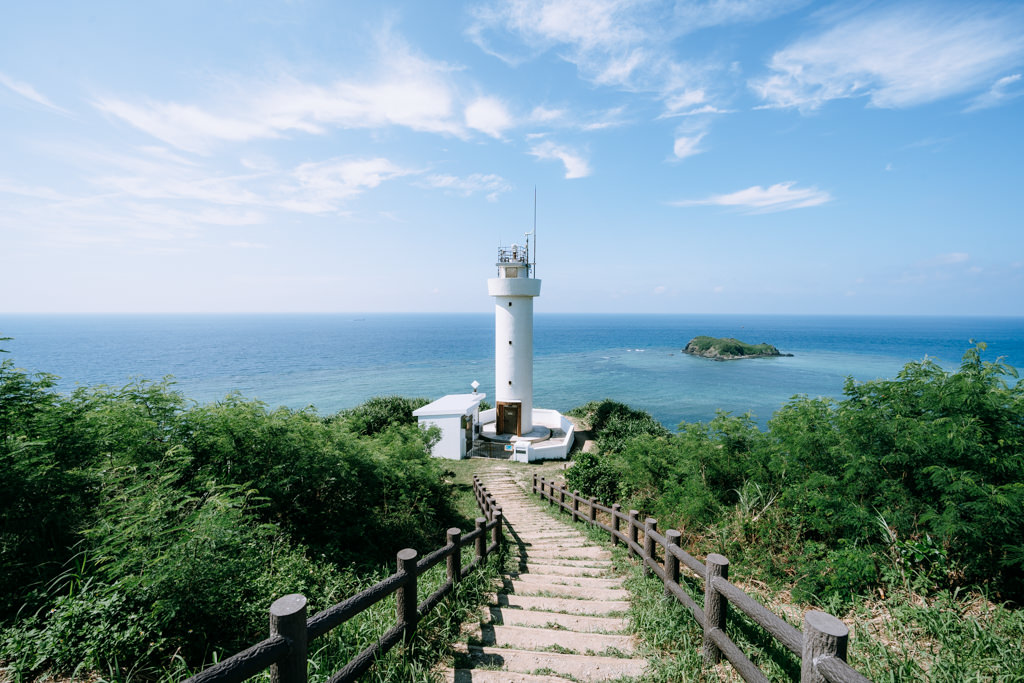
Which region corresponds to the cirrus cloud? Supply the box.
[670,181,831,213]
[751,4,1024,110]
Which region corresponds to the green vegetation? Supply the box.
[564,344,1024,677]
[683,336,789,359]
[0,360,488,682]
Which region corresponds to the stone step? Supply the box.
[508,573,623,589]
[509,556,612,571]
[444,670,569,682]
[507,581,630,601]
[512,531,587,539]
[495,593,630,616]
[454,645,648,682]
[510,556,613,569]
[519,547,612,561]
[465,624,636,654]
[521,562,611,577]
[519,540,593,550]
[485,606,630,633]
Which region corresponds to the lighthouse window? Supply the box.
[508,381,512,385]
[504,266,518,278]
[508,302,512,307]
[508,340,512,345]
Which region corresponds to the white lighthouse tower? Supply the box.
[488,241,542,436]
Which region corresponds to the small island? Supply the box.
[683,335,793,361]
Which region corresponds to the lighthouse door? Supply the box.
[496,401,522,436]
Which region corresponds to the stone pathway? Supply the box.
[447,467,648,682]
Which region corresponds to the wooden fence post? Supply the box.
[573,491,581,521]
[801,611,849,683]
[559,485,566,509]
[589,497,597,523]
[396,549,419,645]
[269,594,307,683]
[664,529,681,598]
[703,553,729,665]
[612,504,621,546]
[628,510,639,557]
[643,518,658,576]
[475,517,487,560]
[447,527,461,585]
[492,509,503,549]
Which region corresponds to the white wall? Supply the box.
[418,414,464,460]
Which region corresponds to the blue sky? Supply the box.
[1,0,1022,315]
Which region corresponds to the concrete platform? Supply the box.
[479,422,552,443]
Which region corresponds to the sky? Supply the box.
[1,0,1022,316]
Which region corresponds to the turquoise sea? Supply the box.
[2,314,1022,428]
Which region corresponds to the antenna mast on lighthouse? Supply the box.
[534,187,537,278]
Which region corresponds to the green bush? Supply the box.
[342,395,430,436]
[0,363,460,679]
[563,345,1024,604]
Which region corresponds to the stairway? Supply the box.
[447,468,648,682]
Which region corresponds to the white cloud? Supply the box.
[653,285,667,294]
[229,241,268,249]
[663,104,732,117]
[0,72,67,113]
[89,144,416,215]
[926,252,969,266]
[528,140,590,179]
[671,181,831,212]
[95,31,468,153]
[752,5,1024,110]
[664,89,706,112]
[467,0,732,113]
[419,173,513,200]
[965,73,1023,111]
[0,178,73,201]
[95,98,281,154]
[284,158,416,213]
[672,0,809,32]
[673,132,706,160]
[530,105,566,122]
[465,96,514,138]
[579,105,629,131]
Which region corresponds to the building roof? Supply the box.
[413,393,487,417]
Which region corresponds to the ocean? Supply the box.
[2,314,1022,429]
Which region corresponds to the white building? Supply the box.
[412,392,486,460]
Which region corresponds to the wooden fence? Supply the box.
[183,475,504,683]
[533,474,873,683]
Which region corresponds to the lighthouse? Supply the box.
[415,224,574,462]
[488,241,541,436]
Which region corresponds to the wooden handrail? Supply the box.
[183,476,504,683]
[533,475,874,683]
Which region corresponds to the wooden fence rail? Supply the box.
[184,475,503,683]
[533,474,872,683]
